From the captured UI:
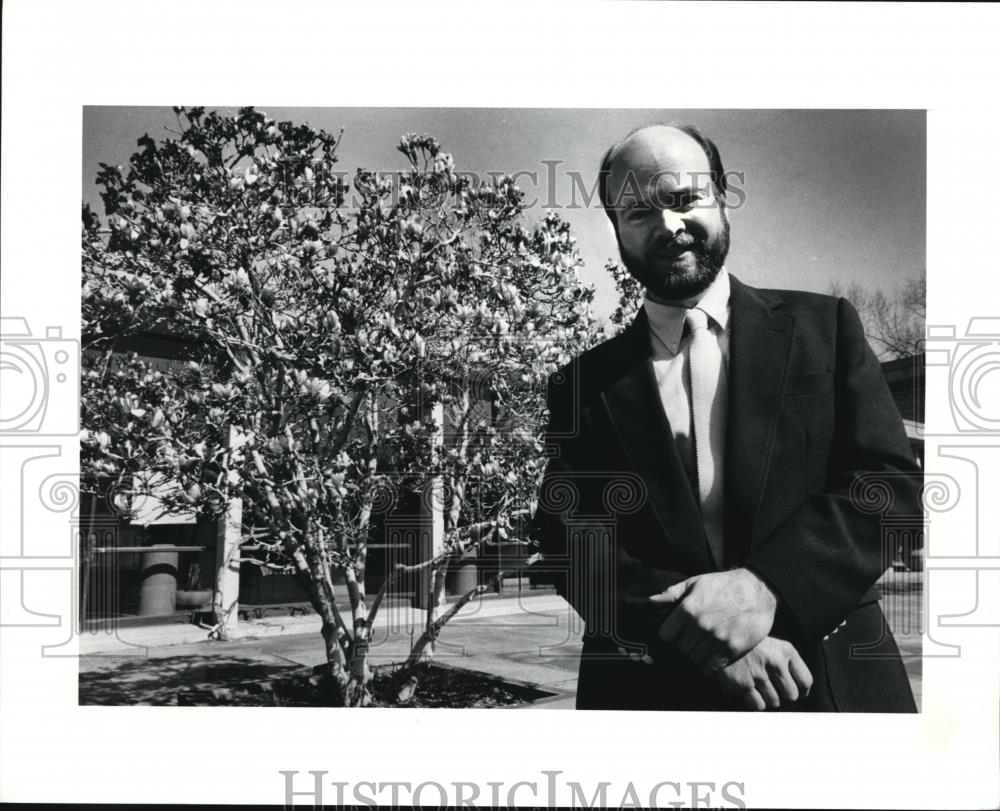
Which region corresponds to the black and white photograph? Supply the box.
[2,2,998,809]
[74,106,925,716]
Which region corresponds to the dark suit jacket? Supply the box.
[533,275,920,712]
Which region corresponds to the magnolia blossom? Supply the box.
[81,107,605,706]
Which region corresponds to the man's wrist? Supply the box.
[739,566,779,613]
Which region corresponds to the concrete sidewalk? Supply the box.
[78,585,923,710]
[79,592,584,707]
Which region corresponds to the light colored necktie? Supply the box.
[685,307,726,568]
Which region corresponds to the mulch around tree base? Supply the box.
[176,663,553,708]
[80,656,554,708]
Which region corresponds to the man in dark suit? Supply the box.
[533,124,920,711]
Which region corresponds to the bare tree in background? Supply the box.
[829,276,925,360]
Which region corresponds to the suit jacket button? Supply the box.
[823,634,830,641]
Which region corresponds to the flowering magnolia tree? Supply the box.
[605,259,644,335]
[81,107,601,706]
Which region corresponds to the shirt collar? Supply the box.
[643,268,731,355]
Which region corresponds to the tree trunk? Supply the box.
[319,620,349,706]
[388,570,506,704]
[344,639,373,707]
[289,546,350,706]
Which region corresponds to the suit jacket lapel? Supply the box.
[600,311,713,574]
[724,276,794,562]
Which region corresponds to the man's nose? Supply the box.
[657,208,686,237]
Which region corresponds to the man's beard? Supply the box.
[617,216,730,303]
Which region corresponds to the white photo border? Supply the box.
[1,1,998,808]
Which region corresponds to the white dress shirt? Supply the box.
[643,268,731,565]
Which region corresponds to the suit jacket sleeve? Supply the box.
[532,367,688,656]
[742,297,921,642]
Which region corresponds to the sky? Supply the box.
[82,107,924,321]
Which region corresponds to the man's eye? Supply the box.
[626,207,651,220]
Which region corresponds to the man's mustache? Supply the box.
[650,235,701,258]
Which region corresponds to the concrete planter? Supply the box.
[175,589,213,609]
[905,547,925,572]
[137,545,180,616]
[445,547,479,595]
[479,541,533,572]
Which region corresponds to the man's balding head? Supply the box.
[599,124,728,228]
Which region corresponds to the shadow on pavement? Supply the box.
[79,655,301,706]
